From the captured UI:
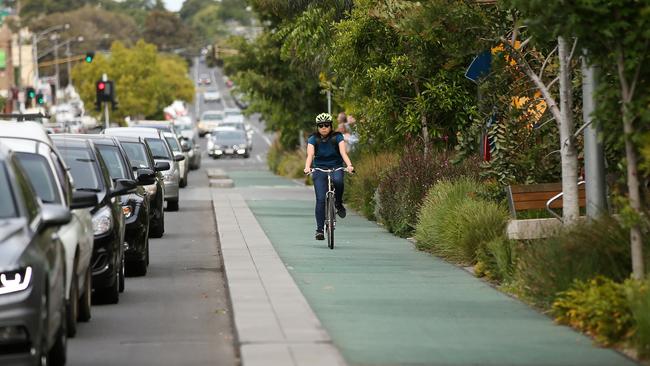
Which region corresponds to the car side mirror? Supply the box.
[174,153,185,162]
[110,178,137,197]
[205,133,212,139]
[180,140,191,152]
[154,161,170,171]
[41,204,72,228]
[71,190,98,209]
[136,168,156,185]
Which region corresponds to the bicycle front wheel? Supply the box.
[326,194,335,249]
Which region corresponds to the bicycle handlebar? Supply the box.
[306,167,352,175]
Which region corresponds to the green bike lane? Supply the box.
[229,170,637,366]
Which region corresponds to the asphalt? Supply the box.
[212,169,639,366]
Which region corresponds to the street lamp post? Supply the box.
[52,33,60,93]
[32,23,69,87]
[65,36,84,87]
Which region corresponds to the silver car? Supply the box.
[163,131,189,188]
[103,127,184,211]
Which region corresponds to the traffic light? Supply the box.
[85,51,95,63]
[25,87,35,107]
[35,93,45,105]
[96,80,116,110]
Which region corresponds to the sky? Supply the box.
[163,0,184,12]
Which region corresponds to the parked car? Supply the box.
[197,110,224,136]
[52,136,133,304]
[113,135,167,238]
[207,128,250,159]
[103,127,183,211]
[173,119,201,170]
[0,143,69,366]
[203,89,221,103]
[65,134,156,277]
[0,122,96,337]
[162,131,189,188]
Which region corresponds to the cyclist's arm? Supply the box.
[338,140,354,172]
[304,143,315,174]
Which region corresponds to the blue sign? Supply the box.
[465,51,492,83]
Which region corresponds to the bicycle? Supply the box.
[310,167,348,249]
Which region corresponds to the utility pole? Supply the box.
[53,34,60,96]
[581,54,607,218]
[103,73,109,129]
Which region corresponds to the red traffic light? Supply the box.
[97,82,106,91]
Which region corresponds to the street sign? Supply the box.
[465,51,491,83]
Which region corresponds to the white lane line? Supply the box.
[256,154,262,162]
[251,124,272,146]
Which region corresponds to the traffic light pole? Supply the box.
[103,73,109,130]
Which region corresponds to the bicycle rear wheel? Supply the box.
[326,194,335,249]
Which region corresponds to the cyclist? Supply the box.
[303,113,354,240]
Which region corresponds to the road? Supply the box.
[66,59,274,366]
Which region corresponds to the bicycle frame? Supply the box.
[311,167,347,249]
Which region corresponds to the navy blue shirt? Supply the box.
[308,133,344,168]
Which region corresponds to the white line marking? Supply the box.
[256,154,262,162]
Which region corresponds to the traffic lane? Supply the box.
[67,198,237,366]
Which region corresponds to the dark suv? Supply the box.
[51,136,135,304]
[64,134,157,277]
[0,143,70,366]
[112,135,167,238]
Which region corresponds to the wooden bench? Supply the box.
[505,182,586,239]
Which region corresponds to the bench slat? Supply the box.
[509,183,563,193]
[514,198,586,211]
[511,190,586,203]
[507,183,587,218]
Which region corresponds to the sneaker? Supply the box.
[315,231,325,240]
[336,204,347,218]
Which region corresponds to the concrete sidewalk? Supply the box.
[211,170,638,366]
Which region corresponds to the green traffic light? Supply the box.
[28,91,35,98]
[85,56,92,63]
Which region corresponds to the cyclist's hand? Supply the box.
[304,167,311,175]
[346,166,355,174]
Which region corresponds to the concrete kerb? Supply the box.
[211,190,347,366]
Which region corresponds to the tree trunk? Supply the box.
[557,36,580,223]
[617,48,645,279]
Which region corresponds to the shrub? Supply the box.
[344,151,398,221]
[376,146,481,237]
[415,178,508,265]
[515,215,633,307]
[277,149,306,179]
[476,236,517,283]
[552,276,634,346]
[267,138,284,174]
[628,279,650,358]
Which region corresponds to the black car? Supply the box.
[113,135,168,238]
[64,134,157,277]
[208,129,250,159]
[51,136,135,304]
[0,143,70,366]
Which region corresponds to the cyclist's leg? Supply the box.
[332,169,345,206]
[312,170,328,233]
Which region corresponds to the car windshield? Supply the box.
[145,138,172,160]
[58,147,102,191]
[14,152,60,204]
[97,145,129,179]
[0,162,17,218]
[165,137,181,152]
[202,113,222,121]
[175,124,192,131]
[121,142,151,169]
[214,130,246,141]
[218,122,245,131]
[225,110,241,117]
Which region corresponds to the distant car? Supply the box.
[203,89,221,103]
[207,128,250,159]
[0,122,96,337]
[163,131,189,188]
[232,91,249,109]
[198,73,211,85]
[0,143,70,366]
[217,121,253,151]
[198,110,224,136]
[52,136,133,304]
[104,127,183,212]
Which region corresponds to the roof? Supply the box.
[104,127,163,139]
[62,134,119,146]
[50,135,93,149]
[0,122,54,148]
[110,135,144,144]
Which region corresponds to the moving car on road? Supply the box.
[197,110,224,137]
[198,73,211,85]
[0,122,95,337]
[207,127,250,159]
[203,89,221,103]
[52,136,134,304]
[0,143,70,366]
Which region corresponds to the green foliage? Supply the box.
[415,178,508,265]
[515,216,635,307]
[552,276,634,346]
[476,236,517,283]
[143,10,195,52]
[344,151,399,221]
[377,146,481,237]
[71,40,194,122]
[628,280,650,358]
[267,137,307,179]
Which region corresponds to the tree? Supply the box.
[20,0,99,20]
[180,0,215,21]
[508,0,649,279]
[143,10,195,51]
[71,40,194,122]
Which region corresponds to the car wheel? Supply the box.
[97,268,119,304]
[128,234,148,277]
[150,198,165,238]
[180,177,187,188]
[77,268,91,322]
[65,271,78,337]
[48,292,67,366]
[167,199,179,212]
[118,252,125,293]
